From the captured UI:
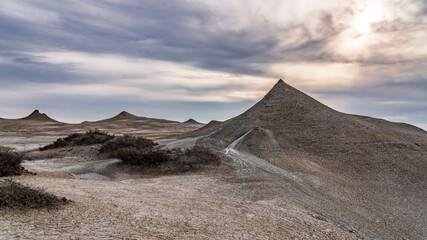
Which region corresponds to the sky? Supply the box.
[0,0,426,129]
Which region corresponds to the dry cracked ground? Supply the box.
[1,172,358,239]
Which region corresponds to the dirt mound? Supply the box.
[21,110,58,122]
[0,180,68,209]
[197,79,427,239]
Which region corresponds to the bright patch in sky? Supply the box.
[351,2,385,34]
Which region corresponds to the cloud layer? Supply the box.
[0,0,426,128]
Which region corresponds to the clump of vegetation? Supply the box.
[0,151,23,177]
[115,147,170,167]
[40,130,114,151]
[114,144,222,173]
[175,146,222,171]
[100,135,157,156]
[0,146,14,151]
[0,180,69,209]
[39,131,222,174]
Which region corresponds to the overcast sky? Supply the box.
[0,0,426,129]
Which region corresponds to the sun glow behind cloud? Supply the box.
[351,2,386,34]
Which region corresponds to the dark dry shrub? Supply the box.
[0,180,69,209]
[0,146,14,151]
[40,130,114,151]
[114,147,140,164]
[100,135,156,156]
[176,145,221,171]
[0,151,23,177]
[142,151,171,167]
[115,147,170,167]
[115,145,222,173]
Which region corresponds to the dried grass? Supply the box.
[100,135,156,156]
[0,180,69,209]
[40,130,114,151]
[0,151,23,177]
[115,145,222,173]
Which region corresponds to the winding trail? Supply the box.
[225,129,296,180]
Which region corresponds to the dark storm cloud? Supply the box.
[0,54,78,83]
[0,0,341,75]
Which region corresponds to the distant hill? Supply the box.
[74,111,199,140]
[86,111,179,124]
[181,120,223,138]
[183,119,202,124]
[20,110,59,122]
[111,111,138,119]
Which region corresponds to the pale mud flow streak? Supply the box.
[0,136,62,151]
[225,129,296,179]
[22,158,121,181]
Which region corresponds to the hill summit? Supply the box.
[113,111,137,119]
[183,119,201,124]
[21,110,58,122]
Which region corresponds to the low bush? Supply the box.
[0,151,23,177]
[0,146,14,151]
[100,135,156,156]
[40,130,114,151]
[114,145,221,173]
[0,180,69,209]
[176,145,221,171]
[115,147,170,167]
